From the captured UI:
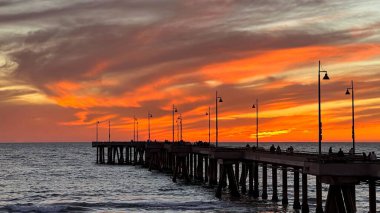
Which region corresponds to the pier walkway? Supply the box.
[92,141,380,213]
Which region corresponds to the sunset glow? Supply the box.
[0,1,379,142]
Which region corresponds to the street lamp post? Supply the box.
[318,60,330,155]
[133,116,136,141]
[345,80,355,153]
[96,120,110,142]
[172,105,178,143]
[133,116,138,142]
[215,91,223,147]
[148,113,153,143]
[205,106,211,145]
[178,114,183,143]
[96,121,99,142]
[108,120,111,143]
[252,99,259,148]
[176,118,180,142]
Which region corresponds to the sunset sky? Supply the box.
[0,0,380,143]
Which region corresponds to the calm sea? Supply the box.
[0,142,379,212]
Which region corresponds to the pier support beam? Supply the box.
[100,147,104,164]
[198,154,204,181]
[139,149,144,164]
[112,147,117,164]
[133,147,138,165]
[293,169,301,210]
[129,147,132,164]
[205,156,209,183]
[248,162,254,196]
[119,147,124,164]
[193,154,197,179]
[209,159,217,186]
[369,179,376,213]
[216,162,240,198]
[302,173,309,213]
[235,162,239,185]
[208,159,214,186]
[216,163,226,198]
[240,163,247,194]
[172,155,189,183]
[226,164,240,197]
[316,176,323,213]
[325,184,356,213]
[189,153,193,178]
[253,162,259,198]
[342,185,356,213]
[125,146,129,164]
[262,163,268,200]
[96,147,99,163]
[272,165,278,202]
[107,146,112,164]
[282,167,288,206]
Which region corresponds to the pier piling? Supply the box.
[282,167,288,206]
[293,169,301,209]
[262,163,268,200]
[272,165,279,202]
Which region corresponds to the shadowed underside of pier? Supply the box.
[92,141,379,213]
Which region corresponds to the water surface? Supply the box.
[0,142,378,212]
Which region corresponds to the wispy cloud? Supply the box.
[0,0,380,142]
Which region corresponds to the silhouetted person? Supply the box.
[337,148,344,157]
[276,145,281,154]
[370,152,377,160]
[270,144,276,153]
[286,146,294,154]
[362,152,367,159]
[328,147,333,154]
[349,148,354,155]
[246,144,250,148]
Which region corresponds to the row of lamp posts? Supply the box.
[319,60,356,155]
[95,61,356,155]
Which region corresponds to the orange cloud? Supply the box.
[199,43,380,83]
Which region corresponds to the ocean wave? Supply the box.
[3,201,224,212]
[4,204,70,213]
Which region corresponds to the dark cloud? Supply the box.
[3,0,376,90]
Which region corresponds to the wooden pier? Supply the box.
[92,141,380,213]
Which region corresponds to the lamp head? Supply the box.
[205,112,208,116]
[219,97,223,103]
[252,104,256,109]
[323,73,330,80]
[345,89,350,95]
[174,108,178,112]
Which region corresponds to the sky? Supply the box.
[0,0,380,143]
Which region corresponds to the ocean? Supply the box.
[0,142,378,212]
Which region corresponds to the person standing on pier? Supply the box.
[270,144,275,153]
